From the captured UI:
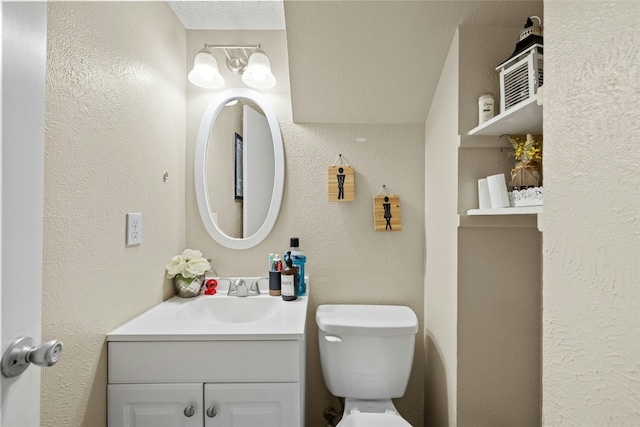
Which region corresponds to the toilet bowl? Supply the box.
[316,304,418,427]
[338,398,412,427]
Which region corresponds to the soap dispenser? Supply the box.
[281,251,297,301]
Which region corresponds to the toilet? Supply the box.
[316,304,418,427]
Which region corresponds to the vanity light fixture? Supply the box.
[188,48,225,89]
[241,51,276,89]
[188,44,276,90]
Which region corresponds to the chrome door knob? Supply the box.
[1,336,63,378]
[28,340,63,367]
[184,406,195,417]
[206,406,217,418]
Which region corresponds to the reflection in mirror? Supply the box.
[206,100,274,239]
[194,88,284,250]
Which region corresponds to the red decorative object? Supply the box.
[204,279,218,296]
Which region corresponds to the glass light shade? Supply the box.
[241,52,276,89]
[188,51,224,89]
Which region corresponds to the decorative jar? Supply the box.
[173,274,203,298]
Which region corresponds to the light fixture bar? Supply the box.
[203,44,261,50]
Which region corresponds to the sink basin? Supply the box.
[178,296,281,324]
[107,277,308,341]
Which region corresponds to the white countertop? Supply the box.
[107,278,308,342]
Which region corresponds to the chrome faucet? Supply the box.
[228,279,248,297]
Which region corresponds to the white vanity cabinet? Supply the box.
[204,382,299,426]
[107,340,304,427]
[108,383,203,427]
[108,382,298,427]
[106,290,308,427]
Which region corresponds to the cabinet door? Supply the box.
[204,383,299,427]
[109,383,203,427]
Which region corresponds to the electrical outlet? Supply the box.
[126,213,142,246]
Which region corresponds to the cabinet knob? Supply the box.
[184,406,195,417]
[206,406,217,418]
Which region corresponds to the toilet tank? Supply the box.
[316,304,418,399]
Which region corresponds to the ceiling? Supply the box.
[170,1,543,124]
[168,1,286,30]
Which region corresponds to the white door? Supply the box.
[108,384,203,427]
[204,383,299,427]
[242,105,274,238]
[1,2,47,426]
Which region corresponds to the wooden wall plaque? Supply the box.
[328,166,354,202]
[373,194,402,231]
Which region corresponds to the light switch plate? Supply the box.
[126,213,142,246]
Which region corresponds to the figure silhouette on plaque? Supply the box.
[383,196,392,230]
[337,167,345,200]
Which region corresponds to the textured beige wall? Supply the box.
[185,30,425,427]
[542,1,640,424]
[424,29,459,427]
[42,2,186,426]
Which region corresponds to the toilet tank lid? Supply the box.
[316,304,418,336]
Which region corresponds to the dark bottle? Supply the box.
[281,251,297,301]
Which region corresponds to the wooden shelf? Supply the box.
[468,95,542,136]
[467,206,542,215]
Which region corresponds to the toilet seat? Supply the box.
[337,412,412,427]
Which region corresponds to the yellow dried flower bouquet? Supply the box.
[508,134,542,189]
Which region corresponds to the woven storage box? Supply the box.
[496,44,543,113]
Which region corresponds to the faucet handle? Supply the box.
[220,278,237,296]
[249,277,266,296]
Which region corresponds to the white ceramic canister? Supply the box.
[478,94,495,124]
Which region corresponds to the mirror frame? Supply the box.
[194,88,285,249]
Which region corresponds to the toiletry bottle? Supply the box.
[289,238,307,296]
[269,253,281,297]
[281,251,297,301]
[273,254,282,272]
[268,271,281,296]
[478,93,495,124]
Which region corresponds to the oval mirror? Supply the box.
[195,88,284,250]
